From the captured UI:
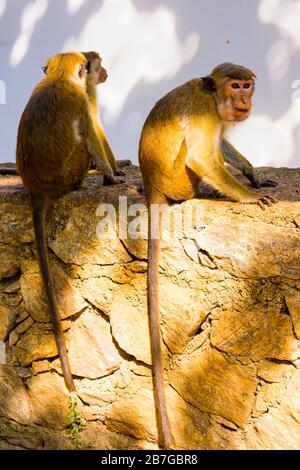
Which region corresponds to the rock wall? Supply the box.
[1,165,300,450]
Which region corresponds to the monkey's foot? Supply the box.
[103,174,125,186]
[252,179,278,188]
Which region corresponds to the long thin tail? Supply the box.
[148,200,174,449]
[31,195,76,393]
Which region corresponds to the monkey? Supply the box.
[16,52,123,393]
[43,50,131,179]
[2,53,131,180]
[138,62,276,449]
[81,51,120,180]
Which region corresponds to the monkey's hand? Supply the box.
[103,174,125,186]
[240,195,277,210]
[243,169,278,189]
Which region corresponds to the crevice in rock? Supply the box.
[85,298,152,370]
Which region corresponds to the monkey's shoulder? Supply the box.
[148,78,216,122]
[28,80,86,111]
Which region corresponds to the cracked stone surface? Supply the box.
[0,165,300,450]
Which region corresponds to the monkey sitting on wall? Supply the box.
[82,51,131,180]
[16,52,123,393]
[138,62,276,449]
[1,51,131,178]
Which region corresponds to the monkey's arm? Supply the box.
[84,116,123,185]
[185,129,274,208]
[221,139,278,188]
[95,122,118,173]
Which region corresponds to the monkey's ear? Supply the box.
[201,75,216,93]
[42,65,48,75]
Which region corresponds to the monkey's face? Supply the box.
[89,58,108,85]
[216,79,254,122]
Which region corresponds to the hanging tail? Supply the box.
[31,195,76,393]
[148,201,174,449]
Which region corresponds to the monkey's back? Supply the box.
[16,79,90,198]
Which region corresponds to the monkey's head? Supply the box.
[42,52,88,85]
[82,51,108,85]
[202,63,256,122]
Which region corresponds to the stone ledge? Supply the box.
[0,165,300,450]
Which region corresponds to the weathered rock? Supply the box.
[27,373,70,429]
[31,360,51,375]
[257,360,292,383]
[49,205,131,265]
[0,203,33,244]
[66,309,121,379]
[14,324,58,366]
[0,246,20,281]
[20,263,87,322]
[109,285,151,364]
[0,305,17,340]
[106,387,158,442]
[0,365,32,425]
[285,291,300,339]
[194,215,300,279]
[211,310,299,362]
[1,167,300,450]
[245,369,300,450]
[170,347,257,428]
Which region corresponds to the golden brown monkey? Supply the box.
[16,52,123,393]
[82,51,119,178]
[139,62,276,449]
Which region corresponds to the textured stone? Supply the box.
[106,387,158,442]
[181,238,198,262]
[49,205,131,265]
[170,348,257,428]
[14,324,57,366]
[160,282,208,354]
[20,264,87,322]
[0,365,32,425]
[109,286,151,365]
[245,369,300,450]
[0,305,17,341]
[31,360,51,375]
[14,316,34,335]
[285,292,300,339]
[0,246,21,281]
[194,215,300,279]
[27,373,69,429]
[0,204,33,244]
[66,309,121,379]
[211,310,299,361]
[257,360,292,383]
[1,168,300,450]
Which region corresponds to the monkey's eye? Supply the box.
[42,65,48,75]
[243,83,251,89]
[231,83,240,89]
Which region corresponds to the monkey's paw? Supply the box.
[103,174,125,186]
[241,195,277,210]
